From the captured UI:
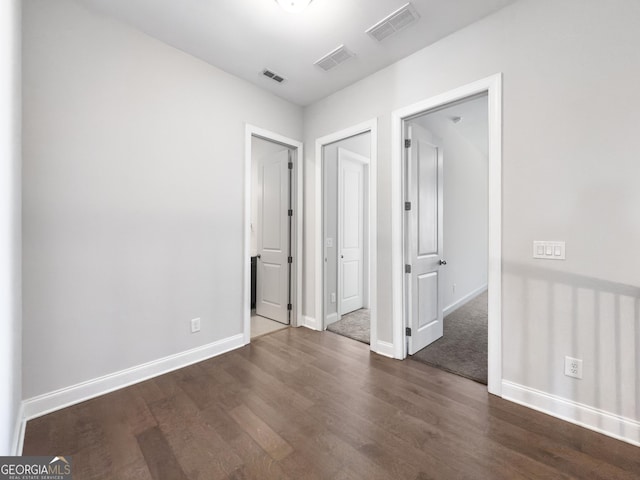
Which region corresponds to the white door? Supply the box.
[338,149,365,315]
[405,124,444,354]
[256,148,290,324]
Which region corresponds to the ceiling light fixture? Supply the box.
[275,0,312,14]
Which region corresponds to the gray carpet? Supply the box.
[326,309,370,344]
[411,291,488,384]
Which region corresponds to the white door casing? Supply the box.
[391,74,502,394]
[406,124,444,354]
[256,148,290,324]
[338,148,366,315]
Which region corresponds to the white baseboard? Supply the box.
[22,333,245,422]
[374,340,396,358]
[502,380,640,447]
[301,315,321,331]
[11,403,25,456]
[325,312,338,327]
[443,284,487,316]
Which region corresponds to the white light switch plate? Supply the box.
[533,241,565,260]
[326,238,333,248]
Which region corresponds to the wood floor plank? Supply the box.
[136,426,189,480]
[22,327,639,479]
[228,404,294,461]
[147,393,243,479]
[200,403,294,480]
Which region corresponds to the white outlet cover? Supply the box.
[564,356,583,379]
[191,317,201,333]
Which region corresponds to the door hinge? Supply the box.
[404,201,411,211]
[288,162,293,170]
[287,303,292,311]
[406,327,412,336]
[288,256,293,264]
[288,209,293,217]
[404,139,411,148]
[405,264,411,273]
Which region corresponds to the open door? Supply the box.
[405,124,444,354]
[338,148,365,316]
[256,148,291,324]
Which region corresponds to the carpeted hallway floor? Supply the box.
[326,292,488,384]
[410,290,488,384]
[326,308,370,344]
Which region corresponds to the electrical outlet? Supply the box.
[191,317,201,333]
[564,356,582,379]
[330,292,336,304]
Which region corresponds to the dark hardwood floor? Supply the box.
[23,327,639,479]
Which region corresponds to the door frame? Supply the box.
[391,74,503,395]
[314,119,378,352]
[337,147,370,318]
[244,125,303,345]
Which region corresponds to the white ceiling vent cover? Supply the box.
[366,3,420,42]
[262,68,286,83]
[314,45,355,71]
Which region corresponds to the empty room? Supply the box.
[2,0,639,478]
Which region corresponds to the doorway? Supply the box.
[244,126,303,343]
[314,119,379,351]
[324,137,370,343]
[404,94,489,384]
[391,74,502,395]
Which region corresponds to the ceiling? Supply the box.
[414,94,488,156]
[78,0,516,106]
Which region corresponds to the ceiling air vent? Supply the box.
[314,45,354,71]
[366,2,420,42]
[262,69,285,83]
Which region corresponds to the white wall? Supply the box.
[22,0,303,399]
[323,133,370,322]
[0,0,22,455]
[414,97,489,311]
[303,0,640,424]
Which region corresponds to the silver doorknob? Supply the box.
[439,259,447,265]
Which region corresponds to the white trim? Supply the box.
[314,119,378,351]
[22,334,244,421]
[245,125,303,344]
[443,284,488,317]
[502,381,640,447]
[301,315,320,330]
[374,341,395,358]
[11,403,25,456]
[391,74,503,396]
[325,312,339,327]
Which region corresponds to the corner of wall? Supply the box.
[301,315,321,331]
[11,403,26,456]
[0,0,22,458]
